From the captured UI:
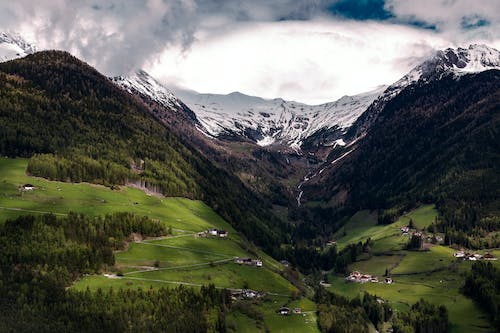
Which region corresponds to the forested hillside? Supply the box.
[0,213,230,332]
[303,70,500,248]
[0,51,286,254]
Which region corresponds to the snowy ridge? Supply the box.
[383,44,500,102]
[112,70,184,111]
[0,32,37,62]
[174,86,386,149]
[351,44,500,137]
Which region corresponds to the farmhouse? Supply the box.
[454,251,465,258]
[384,277,393,284]
[484,252,497,260]
[21,184,35,191]
[277,307,290,315]
[293,307,302,314]
[217,230,228,238]
[400,226,410,233]
[206,228,228,238]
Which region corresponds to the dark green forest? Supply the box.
[0,213,230,332]
[303,70,500,249]
[315,287,447,333]
[0,51,286,255]
[463,261,500,330]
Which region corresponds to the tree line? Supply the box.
[463,261,500,330]
[0,212,232,332]
[315,287,449,333]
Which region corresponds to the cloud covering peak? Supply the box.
[1,0,499,103]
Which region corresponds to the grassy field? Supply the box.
[391,246,456,275]
[349,255,403,276]
[327,270,491,333]
[332,206,493,333]
[333,205,438,251]
[0,157,319,333]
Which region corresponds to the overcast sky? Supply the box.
[1,0,500,103]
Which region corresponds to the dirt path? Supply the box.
[0,206,67,216]
[112,275,290,297]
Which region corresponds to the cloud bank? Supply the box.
[0,0,499,103]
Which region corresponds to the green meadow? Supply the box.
[328,205,493,333]
[0,157,318,332]
[332,205,438,251]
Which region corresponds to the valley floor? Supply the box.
[328,206,495,333]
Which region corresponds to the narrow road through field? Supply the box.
[114,275,291,297]
[0,206,67,216]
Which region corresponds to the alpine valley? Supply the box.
[0,30,500,333]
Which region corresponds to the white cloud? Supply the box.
[1,1,499,103]
[149,19,449,104]
[386,0,500,46]
[0,0,198,75]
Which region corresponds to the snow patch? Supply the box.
[174,86,386,148]
[257,136,275,146]
[0,32,37,62]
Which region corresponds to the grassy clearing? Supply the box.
[349,255,403,276]
[0,158,232,233]
[391,246,456,275]
[328,205,493,333]
[399,204,438,229]
[327,271,491,333]
[333,205,437,251]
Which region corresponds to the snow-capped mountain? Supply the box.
[174,86,386,149]
[350,44,500,137]
[113,70,185,111]
[0,32,36,62]
[387,44,500,100]
[113,44,499,151]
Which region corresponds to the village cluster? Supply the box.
[345,271,393,284]
[453,250,497,261]
[230,289,264,300]
[400,225,443,243]
[234,257,263,267]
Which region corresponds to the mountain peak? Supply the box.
[381,44,500,100]
[0,32,37,62]
[112,70,183,111]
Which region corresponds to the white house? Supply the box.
[278,307,290,315]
